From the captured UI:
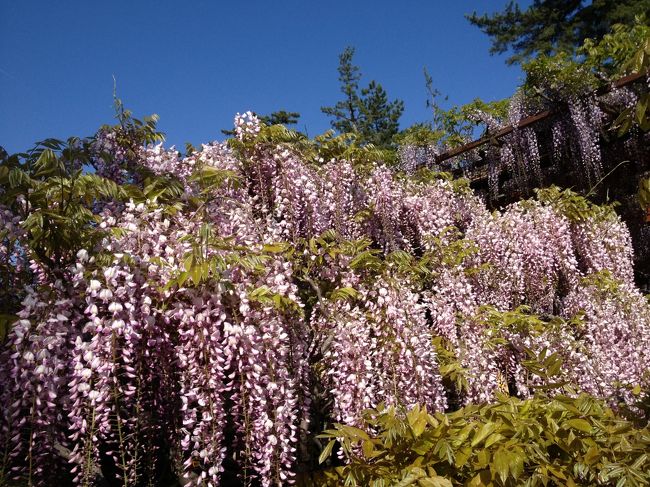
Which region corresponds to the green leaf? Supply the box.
[454,447,472,469]
[471,422,496,447]
[583,446,601,465]
[329,286,361,302]
[412,439,435,456]
[492,448,511,484]
[249,285,272,300]
[184,253,194,272]
[190,262,203,284]
[178,270,192,287]
[349,250,381,270]
[484,433,505,448]
[546,353,563,377]
[418,477,452,487]
[361,440,375,458]
[468,470,492,487]
[407,406,429,438]
[262,242,290,253]
[564,419,592,433]
[631,453,647,470]
[636,96,648,125]
[338,425,371,441]
[319,440,335,464]
[411,416,427,438]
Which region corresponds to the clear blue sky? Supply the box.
[0,0,529,153]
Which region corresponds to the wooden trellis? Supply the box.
[434,71,648,167]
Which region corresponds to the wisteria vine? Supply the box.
[1,112,649,486]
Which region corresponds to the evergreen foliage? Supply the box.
[321,47,404,148]
[466,0,650,65]
[259,110,301,127]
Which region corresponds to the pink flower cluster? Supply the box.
[315,275,447,426]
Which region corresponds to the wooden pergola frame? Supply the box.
[434,71,648,167]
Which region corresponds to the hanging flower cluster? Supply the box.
[0,206,28,311]
[562,278,650,404]
[315,274,447,426]
[91,129,133,183]
[465,201,579,313]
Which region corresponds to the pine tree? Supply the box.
[467,0,650,65]
[321,47,362,135]
[259,110,301,127]
[322,47,404,147]
[358,81,404,147]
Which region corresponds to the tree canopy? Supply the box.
[259,110,301,127]
[466,0,650,65]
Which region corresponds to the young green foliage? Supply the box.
[314,395,650,486]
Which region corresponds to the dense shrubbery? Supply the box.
[315,394,650,486]
[0,104,649,486]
